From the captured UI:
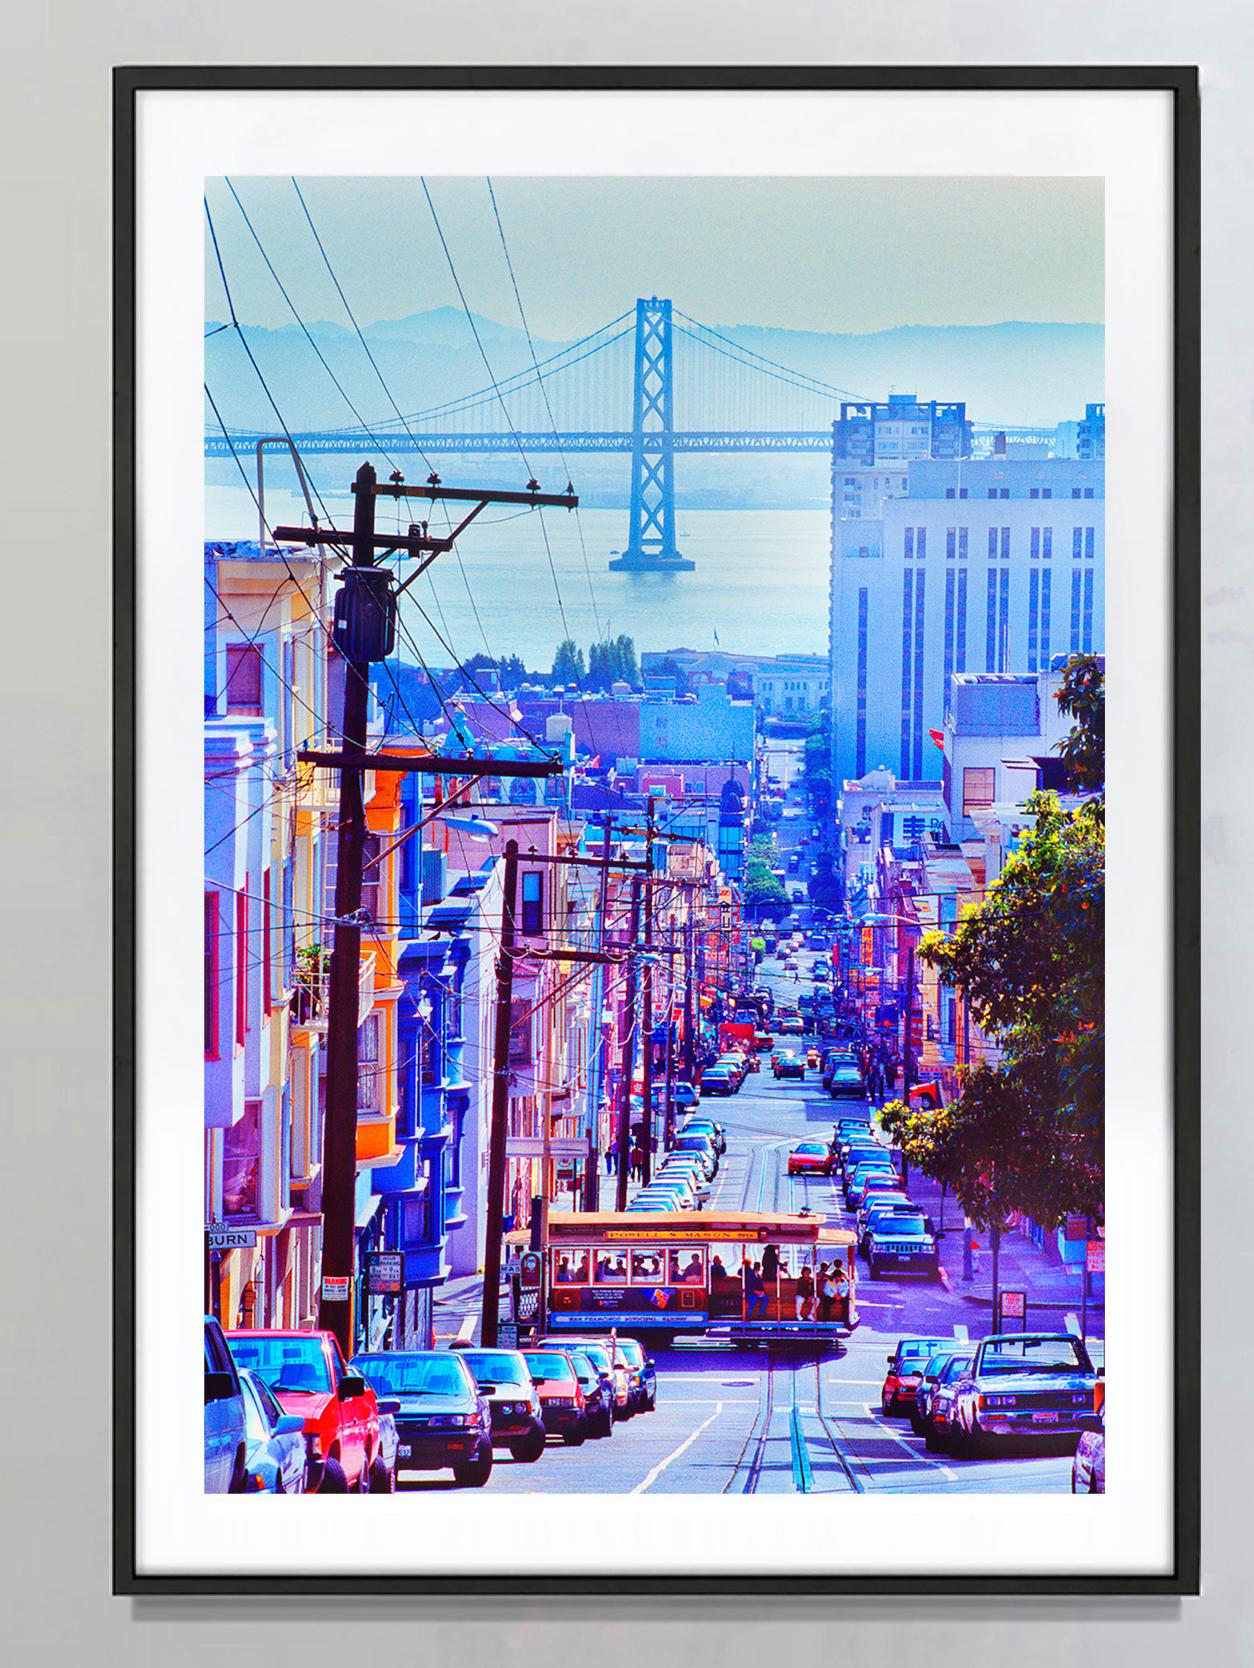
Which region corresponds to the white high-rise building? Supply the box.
[828,452,1105,787]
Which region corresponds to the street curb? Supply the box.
[956,1293,1105,1313]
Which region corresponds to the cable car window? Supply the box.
[552,1248,590,1285]
[594,1248,628,1285]
[629,1248,665,1285]
[669,1248,706,1285]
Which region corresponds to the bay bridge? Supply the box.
[205,297,1058,573]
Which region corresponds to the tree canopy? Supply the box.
[587,635,639,691]
[551,639,586,686]
[881,657,1105,1229]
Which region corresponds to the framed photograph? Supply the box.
[115,65,1199,1594]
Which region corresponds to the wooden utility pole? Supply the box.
[584,819,613,1210]
[480,840,520,1348]
[316,463,379,1355]
[615,879,643,1212]
[640,798,656,1185]
[291,466,577,1359]
[684,913,697,1085]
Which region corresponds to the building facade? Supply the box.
[829,453,1105,788]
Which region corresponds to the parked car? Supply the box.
[678,1116,725,1153]
[238,1367,310,1493]
[773,1050,806,1080]
[947,1333,1100,1459]
[828,1065,866,1100]
[567,1349,615,1437]
[787,1140,836,1176]
[846,1166,902,1209]
[881,1337,952,1416]
[812,963,831,983]
[862,1206,940,1281]
[856,1196,914,1243]
[922,1352,974,1450]
[448,1346,546,1463]
[204,1315,248,1494]
[909,1351,961,1438]
[540,1337,631,1421]
[352,1350,494,1486]
[775,1011,805,1036]
[657,1158,711,1202]
[228,1328,380,1493]
[699,1065,735,1097]
[672,1133,718,1175]
[671,1080,701,1112]
[1071,1405,1106,1493]
[614,1337,657,1412]
[521,1348,589,1445]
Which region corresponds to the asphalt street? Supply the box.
[414,949,1090,1496]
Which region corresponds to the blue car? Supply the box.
[204,1315,247,1493]
[238,1368,310,1493]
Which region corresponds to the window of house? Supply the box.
[359,834,382,924]
[235,889,248,1046]
[521,871,544,935]
[962,767,996,815]
[204,891,219,1057]
[358,1012,381,1112]
[224,643,263,715]
[509,999,532,1063]
[222,1099,261,1219]
[262,869,272,1011]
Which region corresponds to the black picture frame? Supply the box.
[113,63,1200,1598]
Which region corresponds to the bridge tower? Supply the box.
[609,297,695,572]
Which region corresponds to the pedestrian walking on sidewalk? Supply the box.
[630,1142,645,1183]
[606,1138,618,1175]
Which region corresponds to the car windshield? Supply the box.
[567,1343,610,1372]
[568,1352,598,1384]
[979,1338,1091,1375]
[797,1143,828,1154]
[229,1336,332,1395]
[354,1354,471,1397]
[941,1355,973,1383]
[523,1352,576,1383]
[897,1340,947,1365]
[454,1351,529,1390]
[872,1214,927,1235]
[616,1341,645,1367]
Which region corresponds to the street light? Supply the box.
[443,812,500,840]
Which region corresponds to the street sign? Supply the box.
[498,1322,519,1348]
[365,1251,404,1295]
[999,1289,1026,1324]
[1085,1239,1105,1274]
[206,1224,257,1251]
[321,1275,351,1303]
[1064,1213,1089,1242]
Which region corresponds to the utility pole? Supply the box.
[640,798,656,1185]
[480,840,520,1349]
[316,462,380,1356]
[615,879,643,1212]
[583,819,613,1210]
[281,466,575,1360]
[684,913,697,1085]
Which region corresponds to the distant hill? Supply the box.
[204,307,1102,435]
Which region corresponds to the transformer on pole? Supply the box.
[609,297,695,571]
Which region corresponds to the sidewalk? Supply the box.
[879,1137,1104,1337]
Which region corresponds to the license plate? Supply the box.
[1031,1412,1058,1424]
[398,1444,412,1457]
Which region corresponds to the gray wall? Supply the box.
[1,2,1245,1661]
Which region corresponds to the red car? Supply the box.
[880,1336,951,1416]
[787,1140,836,1176]
[228,1328,383,1493]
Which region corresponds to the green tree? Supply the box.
[551,638,586,685]
[802,712,833,813]
[881,658,1105,1229]
[586,634,639,690]
[742,832,789,916]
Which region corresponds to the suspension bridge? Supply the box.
[205,297,1058,573]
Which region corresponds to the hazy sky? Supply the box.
[205,175,1103,341]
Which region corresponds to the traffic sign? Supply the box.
[365,1251,404,1295]
[321,1275,351,1303]
[999,1289,1026,1322]
[1085,1239,1105,1274]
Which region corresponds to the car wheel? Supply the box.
[563,1420,588,1448]
[368,1455,396,1494]
[924,1422,943,1453]
[868,1260,881,1281]
[645,1392,657,1413]
[508,1434,547,1464]
[947,1419,968,1459]
[966,1418,991,1460]
[600,1411,615,1438]
[318,1455,349,1493]
[909,1407,924,1436]
[452,1445,494,1488]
